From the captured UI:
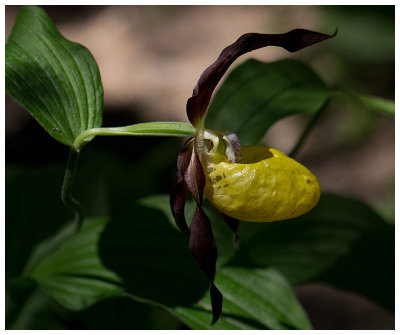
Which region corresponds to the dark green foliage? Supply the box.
[5,6,103,147]
[206,59,394,145]
[5,5,394,330]
[206,59,331,145]
[230,194,394,311]
[17,196,312,329]
[6,165,69,280]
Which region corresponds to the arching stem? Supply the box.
[73,121,196,151]
[289,100,330,159]
[61,148,85,230]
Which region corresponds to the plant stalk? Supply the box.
[332,86,395,116]
[73,121,196,151]
[61,148,85,229]
[289,100,329,159]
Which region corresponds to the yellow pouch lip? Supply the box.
[203,145,321,222]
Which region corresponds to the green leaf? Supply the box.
[24,203,310,329]
[5,5,103,147]
[26,218,124,310]
[175,267,311,330]
[78,296,184,330]
[138,195,237,265]
[338,88,395,115]
[230,193,394,311]
[321,6,394,63]
[318,222,394,311]
[206,58,331,145]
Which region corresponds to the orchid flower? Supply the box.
[170,29,335,324]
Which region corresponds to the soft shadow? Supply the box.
[98,204,209,308]
[182,305,268,329]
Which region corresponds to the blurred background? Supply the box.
[5,5,394,330]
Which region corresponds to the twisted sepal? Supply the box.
[184,142,206,206]
[189,206,223,324]
[170,136,223,324]
[170,142,193,236]
[187,28,337,127]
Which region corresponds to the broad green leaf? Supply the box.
[5,138,180,280]
[98,206,209,308]
[26,218,124,310]
[99,205,310,329]
[6,277,181,330]
[6,5,103,147]
[175,267,311,330]
[24,204,311,329]
[138,195,237,265]
[318,222,394,311]
[206,58,331,145]
[230,193,394,311]
[78,296,184,330]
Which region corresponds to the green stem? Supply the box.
[73,121,196,151]
[61,148,85,229]
[332,86,395,116]
[289,100,329,159]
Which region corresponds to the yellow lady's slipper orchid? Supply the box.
[203,145,321,222]
[170,29,335,325]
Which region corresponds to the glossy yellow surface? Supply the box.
[203,146,321,222]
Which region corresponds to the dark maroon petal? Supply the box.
[184,140,206,206]
[170,142,194,236]
[210,283,223,325]
[221,213,240,246]
[170,176,190,236]
[189,206,218,281]
[177,139,194,173]
[189,205,222,324]
[187,28,337,126]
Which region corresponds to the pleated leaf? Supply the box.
[175,267,312,330]
[230,193,394,311]
[26,218,124,310]
[5,5,103,147]
[23,204,311,329]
